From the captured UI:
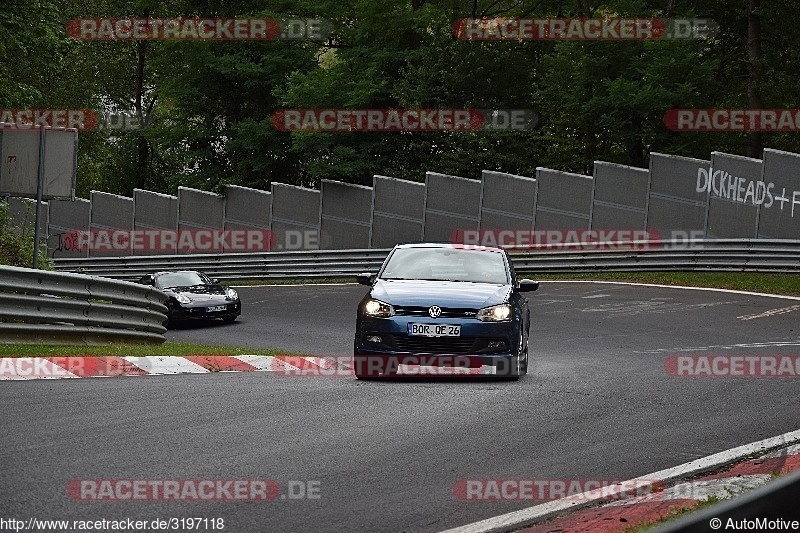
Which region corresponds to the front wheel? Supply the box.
[222,315,237,324]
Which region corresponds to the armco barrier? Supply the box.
[0,265,168,344]
[52,239,800,281]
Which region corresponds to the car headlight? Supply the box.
[363,298,394,318]
[476,303,512,322]
[175,294,191,304]
[225,288,238,300]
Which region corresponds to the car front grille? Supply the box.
[389,335,479,354]
[392,306,477,318]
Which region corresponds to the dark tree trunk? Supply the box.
[133,40,149,192]
[747,0,763,158]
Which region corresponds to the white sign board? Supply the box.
[0,125,77,200]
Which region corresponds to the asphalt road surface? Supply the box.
[2,282,799,532]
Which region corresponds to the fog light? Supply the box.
[487,340,506,349]
[366,335,383,343]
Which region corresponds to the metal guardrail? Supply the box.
[0,265,169,345]
[51,239,800,281]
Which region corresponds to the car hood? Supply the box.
[370,279,510,308]
[163,285,227,299]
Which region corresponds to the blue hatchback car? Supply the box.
[354,243,538,379]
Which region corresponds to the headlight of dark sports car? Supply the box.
[175,294,191,304]
[362,298,394,318]
[476,303,512,322]
[225,287,238,300]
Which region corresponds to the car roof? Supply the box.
[151,270,204,277]
[394,242,505,253]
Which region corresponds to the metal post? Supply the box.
[33,125,46,269]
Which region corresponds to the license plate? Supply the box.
[207,305,226,312]
[408,323,461,337]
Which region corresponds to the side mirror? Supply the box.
[516,279,539,292]
[211,278,220,284]
[356,273,374,286]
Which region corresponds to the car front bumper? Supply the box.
[354,314,521,373]
[169,300,241,320]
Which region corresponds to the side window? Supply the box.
[505,252,517,285]
[141,275,154,286]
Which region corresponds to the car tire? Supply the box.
[521,336,529,375]
[222,315,237,324]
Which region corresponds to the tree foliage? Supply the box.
[1,0,798,195]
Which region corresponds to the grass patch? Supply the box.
[534,272,800,296]
[0,342,295,358]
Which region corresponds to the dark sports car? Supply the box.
[354,243,538,379]
[138,270,241,326]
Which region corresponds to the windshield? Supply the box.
[380,247,509,285]
[155,272,211,289]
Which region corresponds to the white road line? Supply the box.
[537,280,800,301]
[738,304,800,321]
[634,340,800,354]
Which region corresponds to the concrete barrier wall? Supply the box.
[133,189,178,255]
[47,198,89,258]
[423,172,481,242]
[646,153,710,238]
[757,148,800,239]
[320,180,372,249]
[706,153,761,238]
[89,191,134,257]
[591,161,648,231]
[223,185,271,230]
[479,171,538,232]
[534,168,594,229]
[223,185,272,253]
[41,148,800,257]
[177,187,225,254]
[6,197,48,237]
[270,183,320,251]
[370,175,425,248]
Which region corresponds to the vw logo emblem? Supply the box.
[428,306,442,318]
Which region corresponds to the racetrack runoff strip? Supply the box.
[0,355,343,380]
[440,429,800,533]
[0,355,501,380]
